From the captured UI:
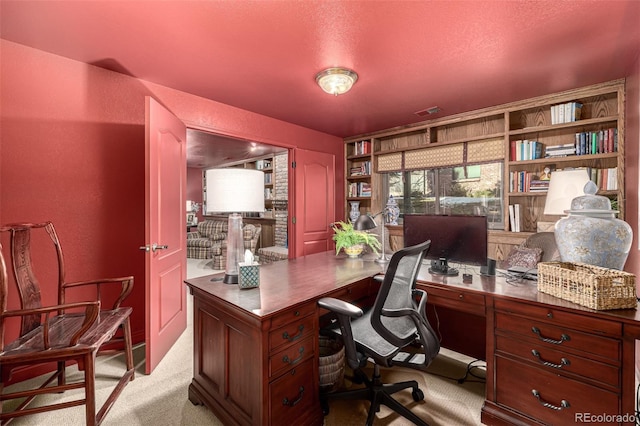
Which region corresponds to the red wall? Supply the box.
[0,40,344,350]
[625,54,640,280]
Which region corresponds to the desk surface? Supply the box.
[186,251,386,319]
[416,264,640,324]
[187,251,640,324]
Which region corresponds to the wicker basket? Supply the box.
[537,262,637,310]
[319,336,345,393]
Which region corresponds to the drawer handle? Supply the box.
[531,349,570,369]
[282,386,304,407]
[283,325,305,342]
[531,389,570,411]
[531,327,570,345]
[283,347,305,365]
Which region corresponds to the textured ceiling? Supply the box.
[2,0,639,166]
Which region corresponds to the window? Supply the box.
[383,162,504,229]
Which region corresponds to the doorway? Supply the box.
[185,129,290,271]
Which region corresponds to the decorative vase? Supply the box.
[554,181,632,270]
[385,195,400,225]
[349,201,360,223]
[344,244,364,258]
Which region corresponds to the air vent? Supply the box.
[414,106,441,117]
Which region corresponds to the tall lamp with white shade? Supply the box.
[543,169,591,216]
[206,168,265,284]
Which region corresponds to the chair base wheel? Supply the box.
[412,388,424,401]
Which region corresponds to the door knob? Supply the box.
[139,244,169,252]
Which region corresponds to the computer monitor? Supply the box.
[403,214,488,276]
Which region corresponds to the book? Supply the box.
[551,101,582,124]
[514,204,521,232]
[509,205,516,232]
[353,140,371,155]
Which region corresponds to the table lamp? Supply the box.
[206,168,265,284]
[543,169,590,216]
[354,212,388,264]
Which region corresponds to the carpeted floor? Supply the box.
[2,259,486,425]
[324,351,486,425]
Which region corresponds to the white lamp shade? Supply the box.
[543,169,591,215]
[205,168,265,213]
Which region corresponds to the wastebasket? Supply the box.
[318,335,345,393]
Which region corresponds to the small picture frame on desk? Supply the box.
[186,213,195,226]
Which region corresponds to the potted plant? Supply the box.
[331,221,381,257]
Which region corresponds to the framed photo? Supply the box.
[186,213,195,225]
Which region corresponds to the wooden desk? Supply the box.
[185,254,640,426]
[184,252,385,426]
[416,267,640,426]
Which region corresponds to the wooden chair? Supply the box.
[0,222,135,425]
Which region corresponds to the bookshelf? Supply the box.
[345,139,373,219]
[255,157,274,212]
[506,82,624,232]
[343,79,625,260]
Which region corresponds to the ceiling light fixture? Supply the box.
[315,67,358,96]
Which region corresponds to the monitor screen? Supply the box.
[403,214,488,274]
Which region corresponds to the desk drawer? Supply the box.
[495,312,620,362]
[269,357,317,424]
[494,298,621,337]
[329,279,372,304]
[269,334,315,378]
[270,303,316,329]
[496,334,619,388]
[496,356,619,425]
[269,314,315,352]
[420,284,485,316]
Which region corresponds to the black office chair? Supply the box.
[318,240,439,426]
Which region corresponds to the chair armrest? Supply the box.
[62,276,134,310]
[413,288,428,314]
[318,297,365,370]
[186,231,199,239]
[380,289,427,319]
[210,232,227,241]
[377,288,440,360]
[318,297,363,318]
[1,301,100,349]
[375,289,430,348]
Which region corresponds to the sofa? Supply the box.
[186,220,228,259]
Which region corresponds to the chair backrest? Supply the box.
[0,222,64,336]
[197,220,228,238]
[243,224,261,254]
[370,240,439,358]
